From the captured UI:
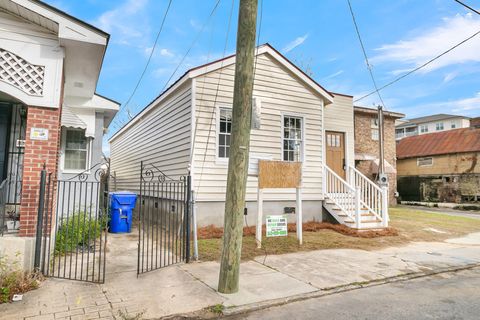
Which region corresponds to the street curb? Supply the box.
[221,262,480,317]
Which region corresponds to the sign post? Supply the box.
[256,161,302,248]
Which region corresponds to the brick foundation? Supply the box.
[19,106,61,237]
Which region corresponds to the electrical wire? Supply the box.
[122,0,173,111]
[160,0,222,93]
[193,0,235,196]
[354,29,480,103]
[454,0,480,15]
[346,0,387,108]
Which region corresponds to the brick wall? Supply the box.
[354,110,398,205]
[19,106,61,237]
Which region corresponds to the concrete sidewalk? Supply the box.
[1,233,480,320]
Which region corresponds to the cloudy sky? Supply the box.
[44,0,480,144]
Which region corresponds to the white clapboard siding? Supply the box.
[324,94,355,168]
[110,83,192,193]
[192,53,324,202]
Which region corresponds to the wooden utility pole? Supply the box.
[218,0,258,294]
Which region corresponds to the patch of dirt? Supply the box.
[197,221,398,240]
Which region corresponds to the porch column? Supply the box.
[19,106,61,237]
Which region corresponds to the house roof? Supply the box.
[1,0,109,44]
[354,106,405,119]
[397,113,470,128]
[397,127,480,159]
[110,43,345,142]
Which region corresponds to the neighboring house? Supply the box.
[396,128,480,203]
[395,114,470,140]
[0,0,118,269]
[353,106,405,205]
[470,117,480,128]
[110,44,389,232]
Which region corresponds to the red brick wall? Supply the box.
[354,111,398,205]
[19,106,61,237]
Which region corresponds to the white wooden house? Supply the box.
[110,44,388,230]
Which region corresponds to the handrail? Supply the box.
[347,166,385,222]
[324,166,356,221]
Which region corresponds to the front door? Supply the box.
[326,131,345,179]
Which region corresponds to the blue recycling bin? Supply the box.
[109,192,137,233]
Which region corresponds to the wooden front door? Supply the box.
[326,131,345,179]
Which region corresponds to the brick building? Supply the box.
[353,106,405,205]
[0,0,118,270]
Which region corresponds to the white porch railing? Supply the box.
[324,166,361,228]
[347,166,389,227]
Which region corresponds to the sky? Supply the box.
[43,0,480,151]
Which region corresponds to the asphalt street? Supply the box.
[225,267,480,320]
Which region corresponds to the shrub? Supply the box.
[55,211,106,255]
[0,254,42,304]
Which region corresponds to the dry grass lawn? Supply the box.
[197,207,480,262]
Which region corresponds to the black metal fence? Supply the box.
[137,162,191,275]
[36,163,110,283]
[0,179,7,236]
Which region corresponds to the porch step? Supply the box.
[323,196,385,231]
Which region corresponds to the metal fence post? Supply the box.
[34,165,47,270]
[185,175,191,263]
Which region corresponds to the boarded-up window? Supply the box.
[218,108,232,158]
[417,157,433,167]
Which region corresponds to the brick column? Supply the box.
[19,106,61,237]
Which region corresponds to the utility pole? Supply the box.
[218,0,258,294]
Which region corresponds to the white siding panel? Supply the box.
[324,94,355,168]
[110,83,192,192]
[193,53,324,202]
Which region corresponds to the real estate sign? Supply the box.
[266,215,288,237]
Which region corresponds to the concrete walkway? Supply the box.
[2,232,480,320]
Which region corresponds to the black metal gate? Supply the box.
[137,162,191,275]
[36,162,110,283]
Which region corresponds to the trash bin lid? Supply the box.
[110,191,137,205]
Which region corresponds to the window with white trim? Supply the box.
[451,121,457,129]
[436,122,444,131]
[218,108,232,158]
[283,116,303,162]
[371,118,379,140]
[420,125,428,133]
[417,157,433,167]
[64,129,89,170]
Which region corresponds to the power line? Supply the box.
[355,29,480,103]
[195,0,264,195]
[111,0,220,132]
[194,0,235,193]
[347,0,387,108]
[122,0,173,110]
[161,0,222,93]
[454,0,480,15]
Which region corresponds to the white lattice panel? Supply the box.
[0,48,45,96]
